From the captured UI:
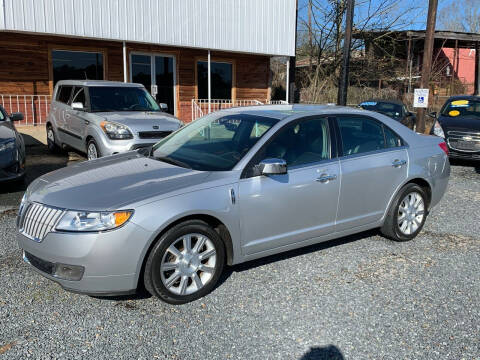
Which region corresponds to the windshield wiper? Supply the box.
[154,155,192,169]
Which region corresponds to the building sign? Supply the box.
[413,88,429,108]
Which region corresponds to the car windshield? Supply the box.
[151,113,278,171]
[359,101,403,120]
[441,99,480,118]
[89,86,161,112]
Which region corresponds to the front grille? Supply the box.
[138,131,172,139]
[20,203,64,242]
[24,251,55,275]
[447,131,480,153]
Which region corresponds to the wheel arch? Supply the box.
[135,213,235,290]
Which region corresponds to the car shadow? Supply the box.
[216,229,379,288]
[300,345,344,360]
[449,158,480,174]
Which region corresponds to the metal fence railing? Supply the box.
[0,95,51,126]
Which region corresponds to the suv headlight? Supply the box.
[100,121,133,140]
[433,121,445,138]
[0,139,15,152]
[56,210,133,232]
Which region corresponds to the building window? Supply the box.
[52,50,104,85]
[197,61,232,99]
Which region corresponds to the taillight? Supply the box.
[438,142,449,155]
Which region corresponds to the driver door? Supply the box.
[238,116,340,255]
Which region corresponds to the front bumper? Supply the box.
[17,221,152,295]
[447,149,480,161]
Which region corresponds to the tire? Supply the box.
[46,125,62,153]
[381,183,428,242]
[144,220,225,304]
[86,138,101,160]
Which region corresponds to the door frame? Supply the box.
[129,52,177,116]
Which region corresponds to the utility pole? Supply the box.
[337,0,354,106]
[308,0,313,72]
[416,0,438,133]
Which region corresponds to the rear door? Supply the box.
[66,86,89,151]
[53,85,73,144]
[334,115,408,231]
[238,116,340,255]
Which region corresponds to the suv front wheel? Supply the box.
[87,139,101,160]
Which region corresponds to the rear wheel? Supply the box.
[381,183,428,242]
[144,220,225,304]
[46,125,62,153]
[87,139,101,160]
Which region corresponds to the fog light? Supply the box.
[53,263,85,281]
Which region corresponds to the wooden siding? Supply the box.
[0,32,270,122]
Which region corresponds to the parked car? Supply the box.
[46,80,183,160]
[0,106,25,183]
[17,105,449,304]
[359,99,416,130]
[429,95,480,160]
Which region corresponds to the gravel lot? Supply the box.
[0,160,479,359]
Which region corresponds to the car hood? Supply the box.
[26,152,214,211]
[0,122,14,141]
[95,111,182,131]
[438,115,480,133]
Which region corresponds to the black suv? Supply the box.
[0,105,25,182]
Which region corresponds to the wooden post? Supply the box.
[337,0,355,106]
[475,42,480,95]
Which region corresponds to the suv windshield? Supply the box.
[359,101,403,120]
[151,113,278,171]
[89,86,161,112]
[441,99,480,118]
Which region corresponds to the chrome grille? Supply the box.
[447,131,480,152]
[20,203,64,242]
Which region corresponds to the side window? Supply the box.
[257,117,330,167]
[71,87,86,108]
[337,116,385,155]
[384,126,403,148]
[56,85,73,104]
[0,107,5,121]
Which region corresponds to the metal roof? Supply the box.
[0,0,297,56]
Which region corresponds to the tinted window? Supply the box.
[89,86,160,112]
[255,117,330,167]
[71,87,86,108]
[0,106,5,121]
[359,101,403,120]
[384,126,403,148]
[197,61,232,99]
[152,113,277,171]
[56,86,73,104]
[52,50,103,85]
[338,116,385,155]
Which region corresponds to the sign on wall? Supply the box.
[413,88,429,108]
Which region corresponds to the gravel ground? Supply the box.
[0,161,479,359]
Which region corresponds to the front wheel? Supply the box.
[87,139,101,160]
[381,183,428,242]
[144,220,225,304]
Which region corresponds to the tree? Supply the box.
[437,0,480,33]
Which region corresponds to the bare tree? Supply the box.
[437,0,480,33]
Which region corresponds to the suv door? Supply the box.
[66,86,88,151]
[53,85,73,144]
[238,116,340,255]
[335,115,408,231]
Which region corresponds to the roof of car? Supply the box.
[446,95,480,101]
[360,99,404,105]
[220,104,366,120]
[55,80,145,88]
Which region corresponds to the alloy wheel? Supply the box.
[47,128,55,143]
[87,142,98,160]
[160,233,217,296]
[397,191,425,235]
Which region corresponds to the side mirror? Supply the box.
[258,158,287,176]
[428,111,437,118]
[159,103,168,111]
[9,112,24,121]
[71,102,84,111]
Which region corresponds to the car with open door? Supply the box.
[18,105,449,304]
[46,80,183,160]
[0,105,25,183]
[359,99,416,130]
[429,95,480,160]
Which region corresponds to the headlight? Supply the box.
[100,121,133,140]
[433,121,445,138]
[0,139,15,152]
[56,210,133,232]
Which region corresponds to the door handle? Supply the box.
[316,174,337,183]
[84,120,90,125]
[392,159,407,167]
[65,113,71,119]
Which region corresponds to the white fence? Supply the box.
[191,99,289,121]
[0,95,51,125]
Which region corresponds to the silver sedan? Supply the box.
[17,105,450,304]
